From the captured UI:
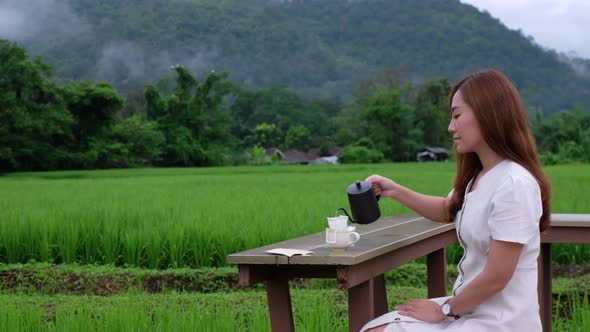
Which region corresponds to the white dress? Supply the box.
[360,160,543,332]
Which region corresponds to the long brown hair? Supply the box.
[447,69,551,232]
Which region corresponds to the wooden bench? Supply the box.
[227,213,590,332]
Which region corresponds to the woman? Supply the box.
[361,69,551,332]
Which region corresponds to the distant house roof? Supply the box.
[425,147,450,154]
[265,148,285,160]
[310,156,338,165]
[284,150,317,164]
[328,147,343,156]
[264,147,343,164]
[416,146,450,162]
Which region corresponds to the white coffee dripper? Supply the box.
[326,214,360,250]
[327,215,349,231]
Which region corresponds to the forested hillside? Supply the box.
[18,0,590,115]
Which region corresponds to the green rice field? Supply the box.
[1,163,589,268]
[1,163,589,331]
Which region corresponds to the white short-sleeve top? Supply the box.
[450,159,543,331]
[360,159,543,332]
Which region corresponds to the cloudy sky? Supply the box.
[461,0,590,58]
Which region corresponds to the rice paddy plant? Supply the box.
[165,226,191,269]
[552,244,590,265]
[569,294,590,331]
[1,285,589,331]
[552,293,590,332]
[0,303,44,332]
[0,290,322,331]
[100,219,122,265]
[144,225,164,269]
[0,163,588,268]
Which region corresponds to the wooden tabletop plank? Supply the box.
[227,213,590,266]
[227,214,454,265]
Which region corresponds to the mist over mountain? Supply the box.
[3,0,590,115]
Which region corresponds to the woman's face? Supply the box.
[448,90,484,154]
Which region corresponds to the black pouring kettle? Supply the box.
[337,180,381,225]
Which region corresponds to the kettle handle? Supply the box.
[336,207,355,223]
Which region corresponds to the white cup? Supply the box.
[326,228,360,249]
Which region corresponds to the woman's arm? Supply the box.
[394,239,523,322]
[366,174,450,223]
[446,239,524,315]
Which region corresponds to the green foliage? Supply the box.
[285,124,311,150]
[414,78,452,148]
[0,39,73,172]
[4,35,589,171]
[144,67,235,166]
[245,145,272,166]
[229,86,337,150]
[60,81,124,144]
[99,116,165,168]
[335,145,384,164]
[253,122,282,148]
[22,0,590,113]
[533,108,590,165]
[363,87,423,161]
[333,101,365,147]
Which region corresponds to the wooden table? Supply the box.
[227,214,457,332]
[228,213,590,332]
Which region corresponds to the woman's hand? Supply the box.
[365,174,398,198]
[395,299,446,323]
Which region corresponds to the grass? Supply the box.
[1,163,588,269]
[0,288,351,331]
[0,260,589,331]
[0,281,588,332]
[0,163,455,268]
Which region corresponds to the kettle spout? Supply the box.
[336,208,355,223]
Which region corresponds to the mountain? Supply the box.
[11,0,590,114]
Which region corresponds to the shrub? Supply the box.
[338,145,384,164]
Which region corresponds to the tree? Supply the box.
[254,123,282,148]
[105,115,165,167]
[230,86,305,134]
[414,78,452,148]
[0,39,73,172]
[61,81,125,146]
[333,101,365,147]
[533,106,590,164]
[229,86,335,149]
[363,87,423,161]
[285,125,311,150]
[144,66,235,166]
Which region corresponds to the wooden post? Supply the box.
[372,274,389,317]
[427,248,447,298]
[265,278,295,332]
[538,243,552,332]
[348,275,388,332]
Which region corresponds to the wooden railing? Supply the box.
[538,214,590,332]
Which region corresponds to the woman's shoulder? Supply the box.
[493,160,539,194]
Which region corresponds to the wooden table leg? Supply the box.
[427,248,447,298]
[265,278,295,332]
[538,243,552,332]
[348,275,388,332]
